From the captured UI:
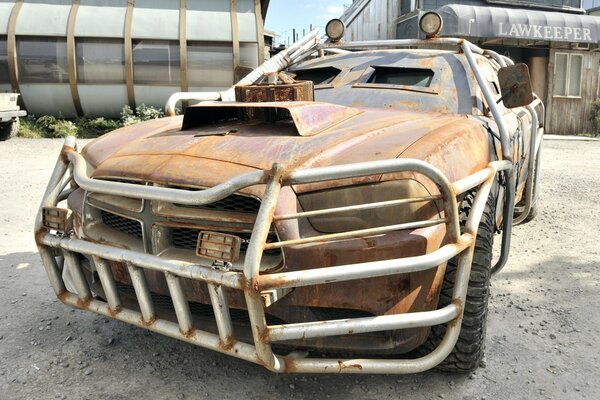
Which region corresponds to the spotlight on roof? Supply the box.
[419,11,443,38]
[326,19,346,42]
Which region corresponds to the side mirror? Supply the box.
[497,63,534,108]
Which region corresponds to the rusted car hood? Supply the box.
[83,102,488,191]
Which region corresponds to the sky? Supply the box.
[265,0,350,46]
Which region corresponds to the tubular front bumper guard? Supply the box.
[34,137,511,374]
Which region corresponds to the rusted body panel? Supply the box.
[34,43,540,370]
[67,50,509,354]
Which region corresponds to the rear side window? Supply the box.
[367,67,434,87]
[293,67,340,85]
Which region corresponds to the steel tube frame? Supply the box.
[127,263,156,324]
[166,272,194,335]
[257,239,471,291]
[207,283,234,346]
[274,195,441,221]
[92,256,123,313]
[264,218,448,250]
[34,138,505,374]
[268,303,460,342]
[58,291,263,365]
[40,234,243,289]
[66,149,268,205]
[63,250,92,302]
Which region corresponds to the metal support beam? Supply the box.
[207,283,234,346]
[126,263,155,324]
[63,250,91,302]
[124,0,136,109]
[6,0,23,101]
[254,0,265,64]
[67,0,84,116]
[231,0,241,83]
[92,256,123,313]
[165,272,193,335]
[179,0,188,94]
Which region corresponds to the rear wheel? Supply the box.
[0,118,19,141]
[419,190,496,373]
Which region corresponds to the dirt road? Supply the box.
[1,138,599,400]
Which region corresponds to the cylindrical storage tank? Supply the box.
[0,0,267,117]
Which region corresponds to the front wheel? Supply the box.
[419,190,496,373]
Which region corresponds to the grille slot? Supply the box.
[117,284,286,325]
[175,193,261,214]
[101,211,143,239]
[171,227,280,255]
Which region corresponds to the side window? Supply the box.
[554,52,583,97]
[367,67,434,87]
[132,40,180,85]
[76,38,125,84]
[293,67,341,86]
[18,37,69,83]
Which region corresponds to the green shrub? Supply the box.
[18,116,46,138]
[121,104,164,126]
[591,100,600,137]
[17,104,167,139]
[33,115,78,138]
[76,117,122,138]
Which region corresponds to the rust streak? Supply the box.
[218,337,237,351]
[107,305,123,318]
[60,145,76,163]
[337,361,363,371]
[180,327,197,339]
[140,316,157,327]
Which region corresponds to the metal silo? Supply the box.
[0,0,268,117]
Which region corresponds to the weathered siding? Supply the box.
[546,49,600,134]
[342,0,400,41]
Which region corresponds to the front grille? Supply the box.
[101,211,143,239]
[175,193,261,214]
[171,227,280,255]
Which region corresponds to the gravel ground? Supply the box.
[1,137,599,400]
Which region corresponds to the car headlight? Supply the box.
[297,180,440,233]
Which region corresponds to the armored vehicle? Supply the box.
[35,15,543,374]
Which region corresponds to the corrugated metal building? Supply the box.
[341,0,600,135]
[0,0,269,117]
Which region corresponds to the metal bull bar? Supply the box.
[35,137,511,374]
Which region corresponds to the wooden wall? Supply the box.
[546,49,600,135]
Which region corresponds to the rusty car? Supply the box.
[34,14,544,374]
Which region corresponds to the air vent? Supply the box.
[101,211,143,239]
[175,194,261,214]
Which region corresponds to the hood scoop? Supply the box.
[181,101,363,137]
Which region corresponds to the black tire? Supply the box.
[522,201,538,223]
[518,147,541,224]
[522,158,539,223]
[0,118,19,141]
[419,190,496,373]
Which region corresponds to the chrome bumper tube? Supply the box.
[34,137,511,374]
